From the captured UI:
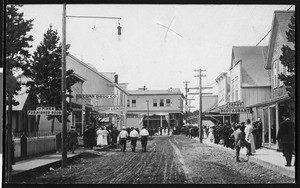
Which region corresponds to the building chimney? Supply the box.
[143,86,146,90]
[114,74,118,84]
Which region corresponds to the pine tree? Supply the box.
[6,4,34,105]
[278,13,295,110]
[23,25,78,133]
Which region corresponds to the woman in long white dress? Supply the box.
[245,119,256,154]
[96,127,104,147]
[102,126,109,146]
[208,125,215,143]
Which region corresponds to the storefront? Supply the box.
[248,94,293,150]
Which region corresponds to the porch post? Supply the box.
[160,116,163,127]
[275,103,279,149]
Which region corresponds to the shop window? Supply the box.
[166,99,171,107]
[132,99,136,107]
[153,99,157,107]
[160,99,164,107]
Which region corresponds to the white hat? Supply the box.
[122,126,126,129]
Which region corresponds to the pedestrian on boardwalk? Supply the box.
[118,126,128,152]
[140,126,149,152]
[245,119,256,154]
[230,124,252,162]
[83,125,96,149]
[277,113,295,167]
[129,127,139,152]
[252,118,262,149]
[67,127,78,153]
[96,127,104,147]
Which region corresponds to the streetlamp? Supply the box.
[61,4,122,167]
[146,100,149,130]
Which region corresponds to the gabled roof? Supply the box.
[230,46,270,87]
[265,11,294,69]
[67,54,128,94]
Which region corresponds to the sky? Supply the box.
[17,4,294,110]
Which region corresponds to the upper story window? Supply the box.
[273,61,278,88]
[235,76,238,101]
[127,99,130,107]
[166,99,171,107]
[231,79,235,101]
[159,99,164,107]
[153,99,157,107]
[132,99,136,107]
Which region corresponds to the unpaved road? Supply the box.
[19,135,294,184]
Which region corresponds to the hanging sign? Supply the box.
[27,106,62,115]
[98,114,120,118]
[226,101,244,108]
[187,115,199,121]
[220,108,250,114]
[76,94,118,99]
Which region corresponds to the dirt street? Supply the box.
[19,135,294,184]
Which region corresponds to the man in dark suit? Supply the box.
[277,113,295,167]
[230,124,252,162]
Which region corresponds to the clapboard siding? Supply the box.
[242,87,271,107]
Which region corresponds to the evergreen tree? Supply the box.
[278,13,295,110]
[23,25,78,133]
[6,4,34,104]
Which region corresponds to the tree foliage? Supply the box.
[6,4,34,105]
[23,25,78,131]
[6,4,33,75]
[278,13,295,108]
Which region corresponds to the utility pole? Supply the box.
[183,81,189,124]
[190,69,212,143]
[146,100,149,130]
[61,4,67,168]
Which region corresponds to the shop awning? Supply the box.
[247,94,290,108]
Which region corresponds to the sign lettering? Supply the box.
[27,110,62,115]
[76,94,118,99]
[219,108,250,114]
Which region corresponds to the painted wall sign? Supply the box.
[97,106,125,111]
[219,108,250,114]
[126,114,143,118]
[76,94,118,99]
[98,114,120,118]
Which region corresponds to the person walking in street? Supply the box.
[230,124,252,162]
[208,125,215,143]
[96,127,104,147]
[83,125,96,149]
[140,126,149,152]
[118,126,128,152]
[277,113,295,167]
[129,127,139,152]
[67,127,78,154]
[245,119,256,154]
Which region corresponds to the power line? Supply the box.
[255,5,293,46]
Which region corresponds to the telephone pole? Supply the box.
[183,81,189,124]
[190,69,212,143]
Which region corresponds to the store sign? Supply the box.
[97,106,125,111]
[220,108,250,114]
[226,101,244,108]
[98,114,120,118]
[126,114,143,118]
[28,106,62,115]
[187,115,199,121]
[76,94,118,99]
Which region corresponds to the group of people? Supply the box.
[118,126,149,152]
[207,119,259,162]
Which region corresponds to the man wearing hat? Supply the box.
[230,124,252,162]
[277,113,295,167]
[118,126,128,152]
[68,126,79,153]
